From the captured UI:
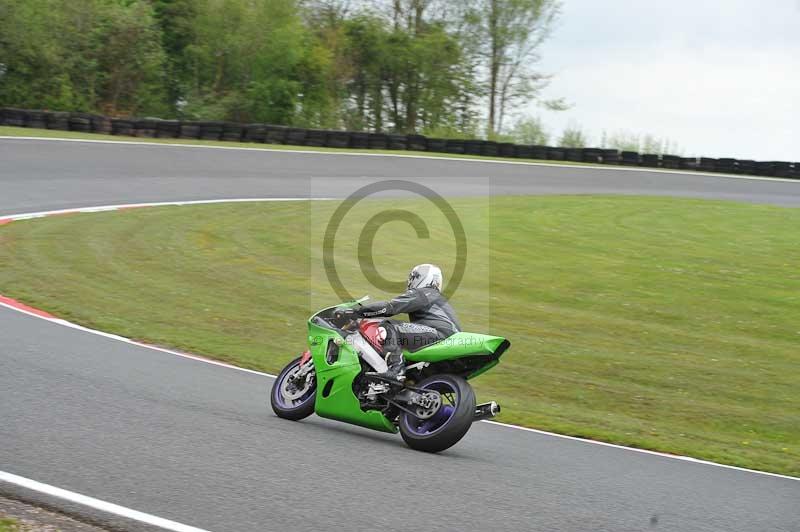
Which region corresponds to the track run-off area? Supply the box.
[1,137,799,532]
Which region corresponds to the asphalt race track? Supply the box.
[1,137,799,532]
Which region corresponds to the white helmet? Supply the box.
[407,264,443,291]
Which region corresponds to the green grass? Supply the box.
[0,517,20,532]
[0,196,798,476]
[0,125,595,166]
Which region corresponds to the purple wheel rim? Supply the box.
[273,362,315,409]
[402,380,458,436]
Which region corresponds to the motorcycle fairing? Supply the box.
[404,332,510,379]
[307,319,397,433]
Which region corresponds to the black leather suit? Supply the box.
[357,287,461,366]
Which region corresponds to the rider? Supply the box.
[353,264,461,381]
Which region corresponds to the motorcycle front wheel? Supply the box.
[399,374,475,453]
[270,356,316,421]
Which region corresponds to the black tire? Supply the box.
[270,357,316,421]
[399,374,475,453]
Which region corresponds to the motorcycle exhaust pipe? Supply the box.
[473,401,500,422]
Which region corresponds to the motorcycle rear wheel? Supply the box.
[399,374,475,453]
[271,356,316,421]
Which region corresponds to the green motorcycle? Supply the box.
[271,298,510,452]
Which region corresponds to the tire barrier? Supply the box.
[349,132,369,150]
[715,158,736,174]
[530,145,548,160]
[698,158,717,172]
[737,160,756,175]
[546,147,565,161]
[662,155,681,169]
[513,144,534,159]
[68,113,92,133]
[195,121,223,141]
[133,119,159,138]
[178,122,200,139]
[304,128,326,147]
[621,151,641,166]
[426,138,447,152]
[326,130,350,149]
[368,133,388,150]
[27,110,48,129]
[156,120,180,139]
[601,149,621,165]
[91,115,112,135]
[498,142,515,158]
[407,134,427,152]
[243,123,267,143]
[1,108,29,127]
[463,139,483,156]
[481,141,499,157]
[111,118,133,136]
[285,128,307,146]
[265,125,288,144]
[1,107,796,179]
[443,139,464,154]
[45,111,69,131]
[387,133,407,150]
[565,148,582,163]
[222,122,244,142]
[582,149,603,164]
[641,154,661,168]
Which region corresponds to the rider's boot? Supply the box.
[366,351,406,382]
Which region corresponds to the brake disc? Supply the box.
[281,367,313,401]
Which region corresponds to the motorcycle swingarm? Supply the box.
[383,388,442,418]
[363,374,432,395]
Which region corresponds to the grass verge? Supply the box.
[0,196,798,476]
[0,517,19,532]
[0,125,594,166]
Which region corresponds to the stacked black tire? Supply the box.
[1,107,797,180]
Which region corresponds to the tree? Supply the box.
[94,1,168,115]
[0,0,89,110]
[601,130,682,155]
[0,0,564,135]
[510,115,548,145]
[183,0,329,124]
[152,0,198,109]
[0,0,169,115]
[558,123,587,148]
[465,0,562,137]
[338,6,475,134]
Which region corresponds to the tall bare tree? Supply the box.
[466,0,562,137]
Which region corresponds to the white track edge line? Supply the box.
[481,421,799,482]
[2,135,798,184]
[0,471,213,532]
[1,199,797,483]
[0,299,276,380]
[2,197,325,220]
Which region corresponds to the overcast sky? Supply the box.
[534,0,799,160]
